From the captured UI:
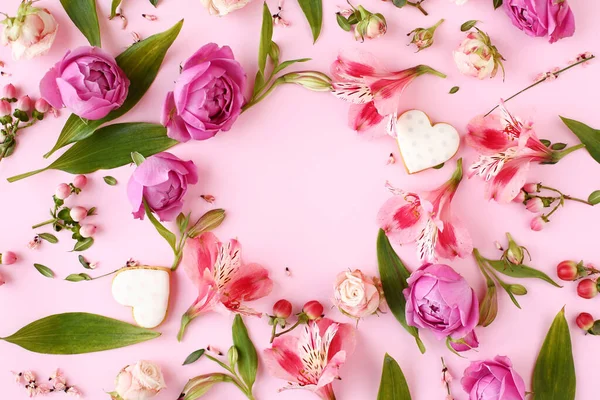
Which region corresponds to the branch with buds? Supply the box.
[267,299,325,343]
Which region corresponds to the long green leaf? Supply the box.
[488,260,561,287]
[8,123,177,182]
[232,315,258,391]
[143,200,177,252]
[377,354,412,400]
[1,312,160,354]
[272,58,311,75]
[257,3,273,76]
[60,0,101,47]
[110,0,122,19]
[377,229,425,353]
[298,0,323,43]
[560,117,599,163]
[45,20,184,157]
[532,308,576,400]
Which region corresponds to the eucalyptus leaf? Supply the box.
[78,255,92,269]
[550,142,567,150]
[377,354,412,400]
[8,123,177,182]
[232,315,258,391]
[65,273,92,282]
[493,0,503,9]
[143,200,177,252]
[488,260,561,287]
[60,0,101,47]
[183,349,206,365]
[73,238,94,252]
[461,20,478,31]
[38,233,58,244]
[44,20,184,157]
[336,14,352,31]
[561,117,599,163]
[532,308,576,400]
[392,0,408,7]
[377,229,425,353]
[588,190,600,205]
[103,176,118,186]
[110,0,122,19]
[257,3,273,76]
[298,0,323,43]
[34,263,55,278]
[1,312,160,354]
[449,86,460,94]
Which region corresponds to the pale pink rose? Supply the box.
[200,0,252,16]
[333,269,382,319]
[113,361,166,400]
[0,2,58,60]
[453,30,504,80]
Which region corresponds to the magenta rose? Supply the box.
[461,356,526,400]
[161,43,246,142]
[504,0,575,43]
[404,264,479,342]
[40,46,129,120]
[127,152,198,222]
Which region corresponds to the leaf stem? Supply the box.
[242,78,284,112]
[407,1,428,15]
[32,219,56,229]
[273,320,302,339]
[553,143,585,162]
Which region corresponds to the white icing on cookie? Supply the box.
[111,267,170,329]
[395,110,460,174]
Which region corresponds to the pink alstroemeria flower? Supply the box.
[178,232,273,341]
[264,318,356,400]
[377,159,473,262]
[330,49,446,133]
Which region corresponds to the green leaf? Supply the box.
[38,233,58,244]
[87,207,97,216]
[179,374,233,399]
[187,209,227,238]
[73,238,94,252]
[150,0,159,6]
[268,41,280,68]
[479,284,498,327]
[131,151,146,166]
[588,190,600,205]
[298,0,323,43]
[110,0,122,19]
[377,229,425,353]
[488,260,561,287]
[449,86,460,94]
[433,163,445,170]
[377,354,412,400]
[65,273,92,282]
[177,212,191,234]
[44,20,184,157]
[34,264,54,278]
[8,123,177,182]
[540,139,552,147]
[493,0,503,9]
[60,0,101,47]
[272,58,311,76]
[257,3,273,76]
[1,312,160,354]
[143,200,177,251]
[78,255,92,269]
[532,308,576,400]
[232,315,258,391]
[392,0,407,7]
[336,14,352,31]
[561,117,600,163]
[183,349,206,365]
[103,176,118,186]
[550,142,567,150]
[460,20,478,31]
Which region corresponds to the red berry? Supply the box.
[272,299,293,319]
[576,312,595,331]
[577,279,599,299]
[557,260,579,281]
[303,300,324,320]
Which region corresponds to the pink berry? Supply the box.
[73,175,87,189]
[523,183,539,193]
[512,190,526,203]
[525,198,544,213]
[0,272,4,286]
[530,216,545,231]
[55,183,71,200]
[273,299,293,319]
[16,95,32,112]
[80,224,97,238]
[2,84,16,99]
[70,206,88,222]
[0,99,11,117]
[557,260,580,281]
[1,251,17,265]
[303,300,324,320]
[577,279,599,299]
[576,312,594,331]
[34,98,50,113]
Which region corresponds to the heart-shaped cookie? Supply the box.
[112,266,171,329]
[394,110,460,174]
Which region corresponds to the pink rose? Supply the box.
[453,30,504,80]
[200,0,252,16]
[461,356,526,400]
[504,0,575,43]
[333,269,383,319]
[113,361,166,400]
[40,46,129,120]
[161,43,246,142]
[404,264,479,341]
[0,1,58,60]
[127,152,198,222]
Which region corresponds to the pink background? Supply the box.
[1,0,600,399]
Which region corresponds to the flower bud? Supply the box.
[281,71,332,92]
[557,260,581,281]
[80,224,97,238]
[523,183,539,193]
[15,95,32,112]
[55,183,72,200]
[530,216,545,231]
[178,374,231,400]
[355,10,387,41]
[577,279,599,299]
[73,175,88,189]
[70,206,88,222]
[2,84,17,101]
[453,29,505,80]
[508,284,527,296]
[408,19,444,52]
[0,251,17,265]
[187,209,226,238]
[512,190,527,203]
[302,300,324,320]
[227,345,238,367]
[272,299,293,319]
[525,198,544,213]
[576,312,594,332]
[34,98,50,113]
[0,100,11,117]
[505,233,525,265]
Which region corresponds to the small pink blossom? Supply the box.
[79,224,97,238]
[66,386,82,397]
[36,383,52,395]
[16,95,32,112]
[1,251,17,265]
[530,216,545,231]
[0,99,11,116]
[34,98,50,113]
[513,190,526,203]
[28,236,42,250]
[2,83,17,99]
[525,198,544,213]
[12,371,23,383]
[55,183,71,200]
[23,371,35,382]
[522,183,539,193]
[73,175,87,189]
[333,269,383,319]
[70,206,88,222]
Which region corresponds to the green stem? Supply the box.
[407,1,428,15]
[242,78,284,112]
[542,200,563,221]
[32,219,56,229]
[177,313,192,342]
[553,143,585,161]
[563,195,593,205]
[270,323,278,343]
[91,269,120,280]
[205,354,254,399]
[539,185,592,206]
[273,320,302,338]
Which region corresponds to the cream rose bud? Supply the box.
[200,0,252,16]
[334,269,383,319]
[113,361,166,400]
[453,30,505,80]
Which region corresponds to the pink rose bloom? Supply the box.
[504,0,575,43]
[162,43,246,142]
[200,0,252,16]
[404,264,479,343]
[333,269,383,319]
[113,361,166,400]
[461,356,526,400]
[453,30,505,80]
[40,46,129,120]
[127,152,198,222]
[0,1,58,60]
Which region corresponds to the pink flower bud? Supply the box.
[577,279,599,299]
[80,224,97,238]
[73,174,88,189]
[34,98,50,113]
[557,260,580,281]
[302,300,324,320]
[2,84,16,100]
[576,312,594,331]
[0,99,11,117]
[523,183,539,193]
[272,299,293,319]
[525,198,544,213]
[55,183,71,200]
[16,95,32,112]
[70,206,88,222]
[530,216,545,231]
[512,190,526,203]
[1,251,17,265]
